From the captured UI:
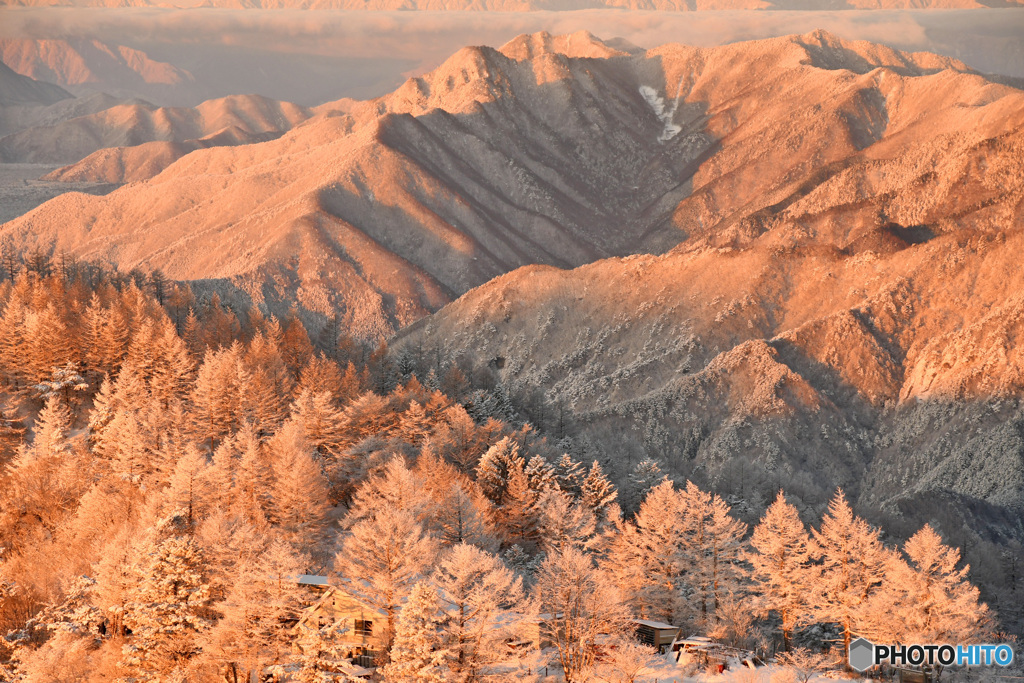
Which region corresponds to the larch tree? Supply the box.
[334,507,438,652]
[676,480,748,627]
[381,581,451,683]
[430,481,498,552]
[290,389,347,460]
[534,488,597,555]
[603,480,685,624]
[533,547,630,683]
[344,457,433,527]
[431,543,524,680]
[268,420,331,553]
[164,447,212,530]
[202,539,306,683]
[810,489,888,662]
[883,524,991,644]
[121,515,211,680]
[580,460,617,525]
[495,462,539,548]
[747,491,816,652]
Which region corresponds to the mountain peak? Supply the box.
[498,30,630,61]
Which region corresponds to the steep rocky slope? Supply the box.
[5,31,1021,343]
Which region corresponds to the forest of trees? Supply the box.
[0,257,1008,682]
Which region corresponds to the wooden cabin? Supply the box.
[633,619,680,653]
[295,584,389,663]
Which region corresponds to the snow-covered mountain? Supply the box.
[4,31,1021,340]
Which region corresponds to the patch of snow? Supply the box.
[638,76,688,143]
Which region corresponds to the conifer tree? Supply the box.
[533,548,629,683]
[268,421,330,552]
[626,458,664,511]
[747,491,815,651]
[431,543,523,680]
[884,524,991,644]
[290,389,346,460]
[676,480,748,626]
[534,488,597,555]
[525,455,558,495]
[431,481,498,552]
[580,460,618,524]
[496,462,539,548]
[382,581,450,683]
[334,507,438,651]
[122,516,211,679]
[475,436,523,505]
[202,539,306,683]
[810,489,888,662]
[554,453,585,497]
[603,480,685,623]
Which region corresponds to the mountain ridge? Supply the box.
[2,30,1021,340]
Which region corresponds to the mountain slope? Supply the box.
[0,38,195,102]
[0,59,72,107]
[0,93,312,163]
[394,205,1024,533]
[2,30,1021,342]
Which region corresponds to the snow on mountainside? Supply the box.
[4,30,1020,343]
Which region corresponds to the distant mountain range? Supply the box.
[2,27,1022,569]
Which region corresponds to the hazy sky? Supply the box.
[2,8,1022,104]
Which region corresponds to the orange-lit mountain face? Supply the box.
[5,31,1022,348]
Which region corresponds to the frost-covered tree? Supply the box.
[882,524,991,644]
[382,581,450,682]
[164,447,212,529]
[431,481,498,551]
[431,543,523,680]
[810,489,888,662]
[534,488,596,555]
[122,515,211,679]
[334,507,437,650]
[676,480,748,626]
[747,491,815,651]
[580,460,617,523]
[626,458,664,511]
[32,360,88,404]
[525,454,558,495]
[554,453,585,497]
[495,461,539,547]
[597,635,662,683]
[603,480,685,623]
[475,436,524,505]
[268,420,330,551]
[202,539,306,683]
[533,547,629,683]
[345,457,433,526]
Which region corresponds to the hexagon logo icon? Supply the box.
[849,637,875,672]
